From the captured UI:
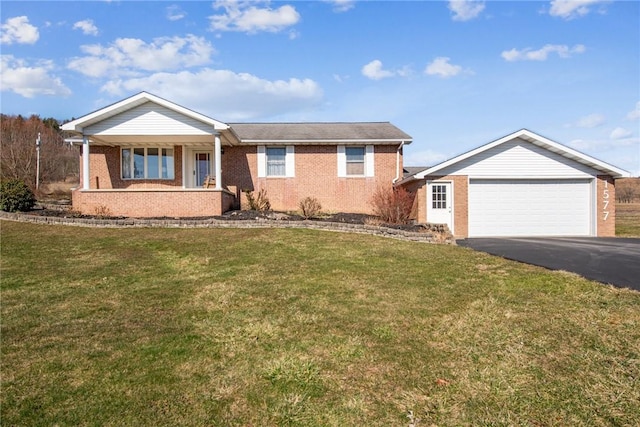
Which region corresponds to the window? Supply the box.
[122,147,174,179]
[257,146,294,178]
[432,184,447,209]
[266,147,286,176]
[338,145,374,177]
[345,147,365,176]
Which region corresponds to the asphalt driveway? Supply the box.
[458,237,640,291]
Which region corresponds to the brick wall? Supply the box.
[597,175,616,237]
[223,144,401,213]
[80,143,402,216]
[73,189,234,217]
[401,175,469,238]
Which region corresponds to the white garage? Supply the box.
[468,178,592,237]
[401,129,630,238]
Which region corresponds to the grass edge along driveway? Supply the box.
[2,221,639,426]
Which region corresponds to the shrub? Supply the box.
[369,185,414,225]
[93,204,112,218]
[0,179,36,212]
[299,197,322,219]
[245,188,271,212]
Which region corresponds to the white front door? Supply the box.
[427,181,453,232]
[194,152,211,187]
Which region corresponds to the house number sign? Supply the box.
[603,180,610,221]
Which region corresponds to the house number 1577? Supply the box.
[603,180,610,221]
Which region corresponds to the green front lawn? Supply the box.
[2,221,639,426]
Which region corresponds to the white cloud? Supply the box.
[549,0,610,20]
[610,127,632,140]
[100,68,323,121]
[67,35,215,78]
[448,0,485,22]
[209,1,300,33]
[627,102,640,121]
[425,57,463,78]
[166,5,187,21]
[573,113,606,128]
[73,19,99,36]
[0,55,71,98]
[501,44,586,61]
[361,60,395,80]
[1,16,39,45]
[324,0,355,13]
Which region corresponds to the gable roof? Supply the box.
[400,129,630,183]
[229,122,412,144]
[61,92,229,133]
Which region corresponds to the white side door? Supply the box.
[427,181,453,232]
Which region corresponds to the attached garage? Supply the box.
[400,129,630,238]
[468,178,592,237]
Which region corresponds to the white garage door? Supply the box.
[468,179,593,237]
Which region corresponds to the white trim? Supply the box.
[402,129,630,183]
[238,138,411,144]
[285,145,295,177]
[62,92,229,133]
[426,180,454,233]
[214,134,222,190]
[337,145,346,177]
[181,145,186,189]
[257,145,266,177]
[338,145,375,177]
[82,136,90,190]
[365,145,375,177]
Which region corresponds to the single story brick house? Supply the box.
[61,92,412,217]
[398,129,630,238]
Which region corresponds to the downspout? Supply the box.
[392,141,405,185]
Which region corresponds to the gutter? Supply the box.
[392,141,405,185]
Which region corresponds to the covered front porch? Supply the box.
[62,92,239,218]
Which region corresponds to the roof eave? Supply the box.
[60,91,229,134]
[410,129,631,181]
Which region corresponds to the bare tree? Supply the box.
[1,115,78,188]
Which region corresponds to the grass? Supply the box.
[617,202,640,237]
[2,221,639,426]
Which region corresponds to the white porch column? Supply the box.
[82,135,90,190]
[214,133,222,190]
[182,144,187,189]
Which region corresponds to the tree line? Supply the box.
[1,114,78,190]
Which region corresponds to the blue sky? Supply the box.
[2,0,639,175]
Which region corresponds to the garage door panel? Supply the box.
[469,179,592,237]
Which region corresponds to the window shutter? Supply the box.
[337,145,346,177]
[286,146,295,177]
[365,145,375,177]
[257,145,266,177]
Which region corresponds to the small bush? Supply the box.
[0,179,36,212]
[299,197,322,219]
[369,185,414,225]
[93,204,112,218]
[245,189,271,212]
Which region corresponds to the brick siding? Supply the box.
[74,144,402,216]
[597,175,616,237]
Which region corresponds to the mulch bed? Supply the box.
[23,201,432,232]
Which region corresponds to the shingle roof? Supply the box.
[403,166,429,178]
[228,122,412,143]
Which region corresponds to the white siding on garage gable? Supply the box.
[85,102,216,136]
[436,138,600,178]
